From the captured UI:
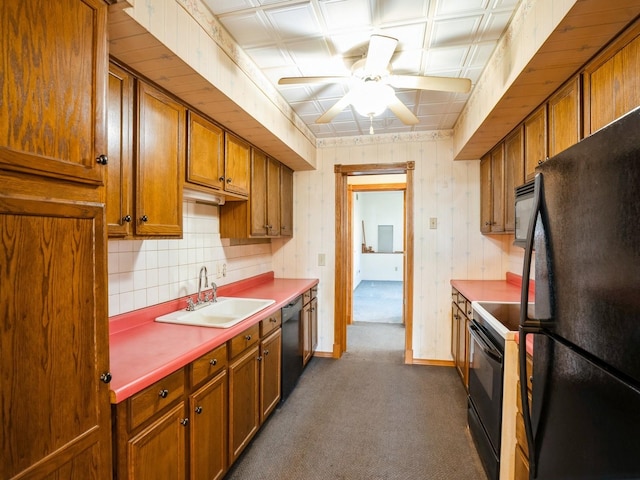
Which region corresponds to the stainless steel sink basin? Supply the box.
[155,297,276,328]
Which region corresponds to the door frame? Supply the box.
[333,162,415,364]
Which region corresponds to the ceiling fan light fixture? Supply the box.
[351,81,395,118]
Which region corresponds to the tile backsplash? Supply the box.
[107,201,273,317]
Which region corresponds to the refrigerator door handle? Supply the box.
[519,173,543,478]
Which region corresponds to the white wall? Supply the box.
[360,253,404,281]
[107,201,273,317]
[272,131,513,362]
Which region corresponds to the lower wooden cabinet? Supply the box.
[190,371,228,480]
[228,344,261,464]
[451,288,471,389]
[260,329,282,422]
[302,287,319,367]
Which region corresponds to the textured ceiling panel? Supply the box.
[207,0,522,138]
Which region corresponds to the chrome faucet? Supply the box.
[211,282,218,303]
[197,265,208,304]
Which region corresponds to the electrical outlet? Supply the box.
[215,262,222,279]
[429,217,437,229]
[222,263,227,277]
[318,253,326,266]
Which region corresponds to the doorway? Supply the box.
[333,162,415,364]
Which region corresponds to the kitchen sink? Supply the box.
[155,297,276,328]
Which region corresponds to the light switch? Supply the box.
[429,217,437,229]
[318,253,326,266]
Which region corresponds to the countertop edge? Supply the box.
[109,275,318,403]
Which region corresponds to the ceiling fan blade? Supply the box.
[389,74,472,93]
[387,96,419,125]
[364,35,398,75]
[316,91,355,124]
[278,76,350,85]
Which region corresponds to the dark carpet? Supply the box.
[223,323,487,480]
[353,280,403,323]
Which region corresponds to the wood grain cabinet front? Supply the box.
[451,288,470,390]
[186,111,226,193]
[260,329,282,422]
[224,133,251,198]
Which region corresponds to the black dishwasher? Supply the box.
[281,295,303,403]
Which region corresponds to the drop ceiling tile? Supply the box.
[424,45,470,71]
[245,45,291,69]
[479,10,514,41]
[436,0,489,17]
[202,0,257,15]
[264,3,323,40]
[217,11,274,46]
[431,16,482,47]
[380,23,428,50]
[285,37,336,75]
[390,49,424,74]
[291,101,324,115]
[467,42,497,67]
[378,0,429,25]
[318,0,372,32]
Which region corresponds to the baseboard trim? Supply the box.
[312,351,334,358]
[412,359,455,367]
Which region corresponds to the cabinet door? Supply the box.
[490,144,505,233]
[107,63,134,237]
[548,77,581,157]
[191,371,228,480]
[0,0,107,186]
[280,165,294,237]
[586,33,640,134]
[266,156,281,236]
[187,111,225,191]
[504,126,524,232]
[127,403,187,480]
[136,81,184,236]
[228,345,260,464]
[250,150,268,236]
[310,296,318,354]
[524,105,548,180]
[224,133,250,197]
[260,329,282,423]
[302,302,312,366]
[0,198,111,480]
[479,153,492,233]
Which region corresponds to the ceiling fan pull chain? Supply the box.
[369,114,374,135]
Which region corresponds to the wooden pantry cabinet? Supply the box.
[0,1,113,478]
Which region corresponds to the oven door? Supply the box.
[468,320,504,457]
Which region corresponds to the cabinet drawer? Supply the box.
[303,289,311,305]
[515,411,529,459]
[128,368,185,430]
[190,343,227,388]
[228,323,260,358]
[260,310,281,338]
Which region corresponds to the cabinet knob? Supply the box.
[245,334,252,341]
[159,389,169,398]
[96,154,108,165]
[269,317,277,323]
[264,350,269,356]
[100,372,112,384]
[180,418,189,426]
[195,406,203,414]
[257,356,262,361]
[122,215,132,223]
[226,178,232,184]
[140,215,148,223]
[209,358,217,366]
[218,176,225,182]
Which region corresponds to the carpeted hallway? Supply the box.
[224,322,487,480]
[353,280,403,323]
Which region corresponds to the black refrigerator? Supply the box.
[518,106,640,479]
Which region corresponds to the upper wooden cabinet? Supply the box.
[224,133,251,197]
[548,77,581,157]
[280,165,294,237]
[504,126,525,232]
[136,81,185,236]
[186,111,225,192]
[107,63,135,237]
[480,144,505,234]
[584,26,640,135]
[523,104,548,181]
[220,152,294,239]
[0,0,107,187]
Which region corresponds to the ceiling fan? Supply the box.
[278,34,472,130]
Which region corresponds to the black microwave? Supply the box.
[514,180,535,248]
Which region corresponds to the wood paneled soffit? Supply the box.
[107,5,314,171]
[454,1,640,160]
